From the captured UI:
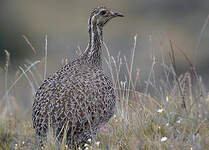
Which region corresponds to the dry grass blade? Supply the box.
[173,42,198,81]
[194,14,209,66]
[127,34,137,98]
[3,50,11,111]
[169,40,187,110]
[22,35,37,54]
[44,34,48,80]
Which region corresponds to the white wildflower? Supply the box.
[87,138,92,143]
[177,119,181,124]
[161,136,167,142]
[95,141,100,146]
[166,96,169,102]
[14,144,18,150]
[157,109,163,113]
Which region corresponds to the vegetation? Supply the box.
[0,35,208,150]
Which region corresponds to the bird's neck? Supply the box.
[81,19,103,68]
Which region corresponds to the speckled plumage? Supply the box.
[32,6,123,147]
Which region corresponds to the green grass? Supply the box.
[0,35,209,150]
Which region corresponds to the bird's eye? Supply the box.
[100,10,107,15]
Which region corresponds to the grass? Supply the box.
[0,34,209,150]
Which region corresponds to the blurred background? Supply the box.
[0,0,209,112]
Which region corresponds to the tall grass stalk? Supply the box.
[44,34,48,80]
[4,50,11,112]
[127,34,137,99]
[194,14,209,66]
[22,35,37,54]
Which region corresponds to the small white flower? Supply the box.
[161,136,167,142]
[14,144,18,150]
[157,109,163,113]
[120,81,126,88]
[84,143,89,147]
[95,141,100,146]
[87,138,92,143]
[166,96,169,102]
[177,119,181,124]
[120,81,123,86]
[166,123,169,126]
[84,147,89,150]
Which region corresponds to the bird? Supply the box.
[32,6,124,148]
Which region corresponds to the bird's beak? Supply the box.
[111,12,124,17]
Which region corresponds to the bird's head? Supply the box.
[89,6,124,28]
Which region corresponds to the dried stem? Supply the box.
[44,34,48,80]
[169,40,187,110]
